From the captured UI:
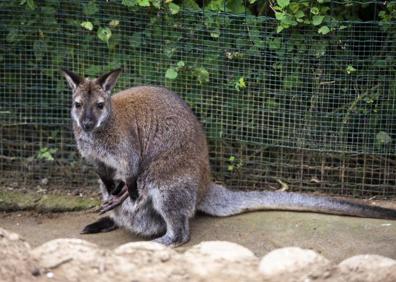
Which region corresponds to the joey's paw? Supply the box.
[152,234,189,247]
[98,197,118,214]
[98,186,129,214]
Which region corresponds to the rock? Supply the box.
[4,226,396,282]
[114,241,178,266]
[335,255,396,282]
[182,241,260,281]
[259,247,331,280]
[31,238,100,269]
[0,228,39,282]
[339,254,396,270]
[31,238,120,282]
[115,241,168,253]
[184,241,256,262]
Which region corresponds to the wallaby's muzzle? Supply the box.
[81,119,95,132]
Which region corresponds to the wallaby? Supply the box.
[62,69,396,247]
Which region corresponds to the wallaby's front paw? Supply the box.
[98,185,129,214]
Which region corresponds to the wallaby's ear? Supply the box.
[61,69,83,91]
[96,68,122,93]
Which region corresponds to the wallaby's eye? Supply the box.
[97,102,104,110]
[74,101,82,109]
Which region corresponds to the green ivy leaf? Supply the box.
[137,0,150,7]
[121,0,137,7]
[227,0,245,13]
[268,38,281,50]
[37,147,57,161]
[81,21,93,31]
[168,3,180,14]
[109,20,120,28]
[277,25,284,33]
[176,61,185,68]
[20,0,36,10]
[151,0,162,9]
[277,0,290,9]
[275,12,285,21]
[310,7,320,15]
[193,67,209,84]
[235,76,246,91]
[376,131,392,145]
[318,26,330,34]
[97,27,112,43]
[210,29,220,38]
[346,65,356,74]
[83,1,99,16]
[165,68,178,80]
[312,15,324,26]
[295,10,305,19]
[182,0,200,10]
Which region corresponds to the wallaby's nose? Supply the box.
[81,120,95,132]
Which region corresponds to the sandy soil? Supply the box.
[1,210,395,262]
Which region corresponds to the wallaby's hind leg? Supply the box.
[150,184,195,247]
[152,210,190,247]
[81,216,118,234]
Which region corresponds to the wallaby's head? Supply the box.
[61,69,121,132]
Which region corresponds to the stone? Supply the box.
[184,241,256,262]
[114,241,178,267]
[0,228,39,282]
[182,241,260,281]
[31,238,100,269]
[338,254,396,270]
[335,255,396,282]
[259,247,331,280]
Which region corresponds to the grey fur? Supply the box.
[199,183,396,219]
[62,69,396,247]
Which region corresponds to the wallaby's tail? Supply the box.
[197,183,396,219]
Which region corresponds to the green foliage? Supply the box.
[83,1,99,16]
[20,0,36,10]
[376,131,392,146]
[168,3,180,14]
[227,155,243,172]
[0,0,395,167]
[193,67,210,85]
[97,27,112,43]
[165,67,178,80]
[81,21,94,31]
[37,147,57,161]
[234,77,246,92]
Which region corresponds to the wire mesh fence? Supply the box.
[0,0,395,198]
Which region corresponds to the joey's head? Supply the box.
[61,69,122,132]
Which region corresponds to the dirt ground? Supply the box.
[1,209,395,263]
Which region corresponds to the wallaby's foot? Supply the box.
[81,216,118,234]
[152,233,190,247]
[151,213,191,247]
[99,186,129,214]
